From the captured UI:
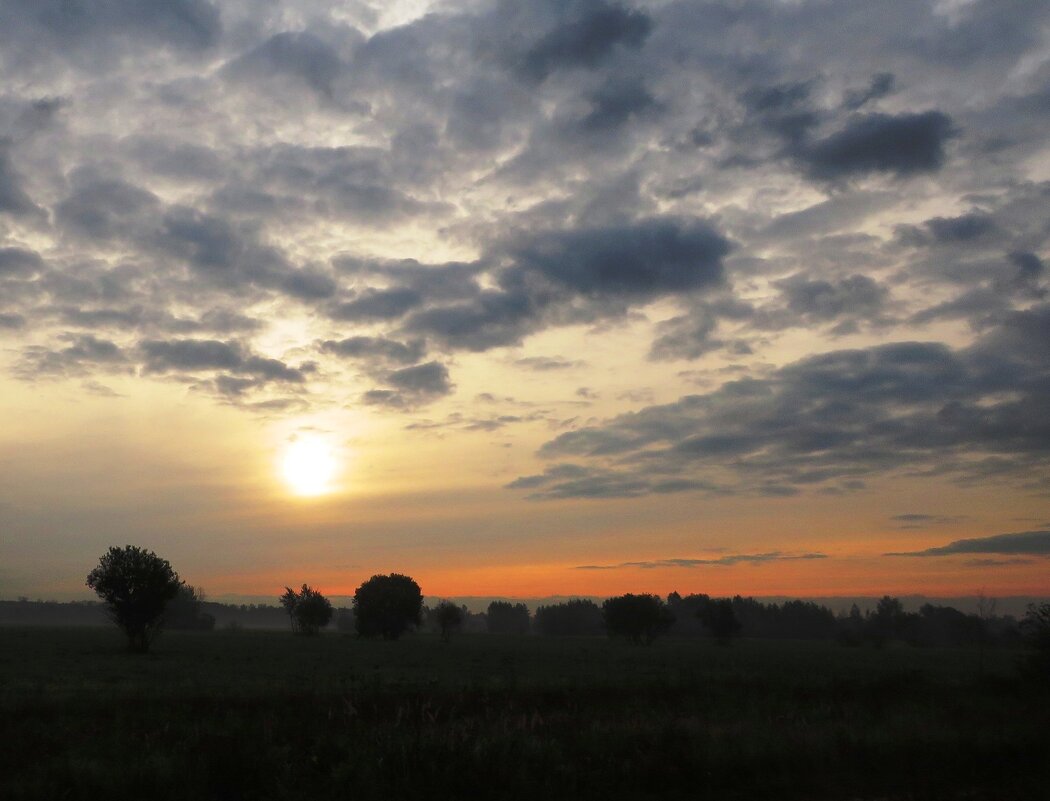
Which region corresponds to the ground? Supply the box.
[1,627,1047,799]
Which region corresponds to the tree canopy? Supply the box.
[602,593,674,644]
[85,545,182,652]
[279,584,333,635]
[353,574,423,640]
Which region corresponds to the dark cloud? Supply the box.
[222,32,347,99]
[511,305,1050,499]
[504,217,729,298]
[515,356,586,371]
[517,0,652,82]
[329,288,423,322]
[140,339,307,385]
[16,334,127,378]
[886,530,1050,557]
[320,336,426,366]
[794,111,955,180]
[0,0,222,58]
[576,552,827,569]
[0,247,44,277]
[55,177,159,239]
[775,273,889,328]
[363,361,453,409]
[925,212,998,243]
[0,141,44,217]
[843,72,896,110]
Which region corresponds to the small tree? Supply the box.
[433,601,464,642]
[86,545,182,652]
[487,600,531,635]
[1020,602,1050,680]
[278,584,333,635]
[602,593,674,645]
[353,573,423,640]
[166,584,216,631]
[699,598,741,645]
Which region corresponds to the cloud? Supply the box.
[517,0,652,82]
[575,552,828,569]
[363,361,454,409]
[222,32,347,100]
[16,334,127,378]
[0,140,44,217]
[511,304,1050,499]
[886,530,1050,557]
[320,336,426,366]
[140,339,308,387]
[793,111,956,180]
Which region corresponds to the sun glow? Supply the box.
[281,436,340,496]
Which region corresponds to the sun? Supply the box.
[281,436,339,496]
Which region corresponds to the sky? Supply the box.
[1,0,1049,603]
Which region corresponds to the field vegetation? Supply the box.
[2,625,1047,800]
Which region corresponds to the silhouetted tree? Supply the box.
[1020,602,1050,680]
[353,573,423,639]
[602,593,674,644]
[278,584,333,635]
[86,545,182,652]
[699,598,741,645]
[487,601,531,635]
[433,601,464,642]
[534,599,603,636]
[166,584,216,631]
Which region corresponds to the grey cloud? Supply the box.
[843,72,896,110]
[925,212,998,243]
[222,32,347,99]
[0,247,45,277]
[16,334,127,378]
[140,339,307,384]
[320,336,426,366]
[517,0,652,82]
[0,313,25,329]
[794,111,955,180]
[575,552,828,569]
[55,177,160,239]
[363,361,453,409]
[776,273,888,327]
[503,217,729,298]
[512,305,1050,499]
[0,141,44,217]
[0,0,221,58]
[329,288,423,322]
[515,356,585,371]
[886,530,1050,557]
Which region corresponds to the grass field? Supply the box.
[2,627,1047,800]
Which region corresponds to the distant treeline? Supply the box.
[1,593,1024,648]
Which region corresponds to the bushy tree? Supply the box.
[699,598,741,645]
[353,573,423,639]
[534,599,603,636]
[602,593,674,644]
[432,600,464,642]
[487,600,531,635]
[278,584,333,635]
[166,584,216,631]
[1021,602,1050,680]
[86,545,182,652]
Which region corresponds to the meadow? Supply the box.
[2,627,1046,800]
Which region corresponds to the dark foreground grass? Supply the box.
[1,627,1047,800]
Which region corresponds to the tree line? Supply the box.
[79,545,1050,679]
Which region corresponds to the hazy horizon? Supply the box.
[1,0,1049,602]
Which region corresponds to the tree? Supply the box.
[1020,602,1050,680]
[433,600,464,642]
[353,573,423,640]
[699,598,741,645]
[85,545,182,652]
[534,599,604,636]
[487,600,531,635]
[602,593,674,644]
[165,584,216,631]
[278,584,333,635]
